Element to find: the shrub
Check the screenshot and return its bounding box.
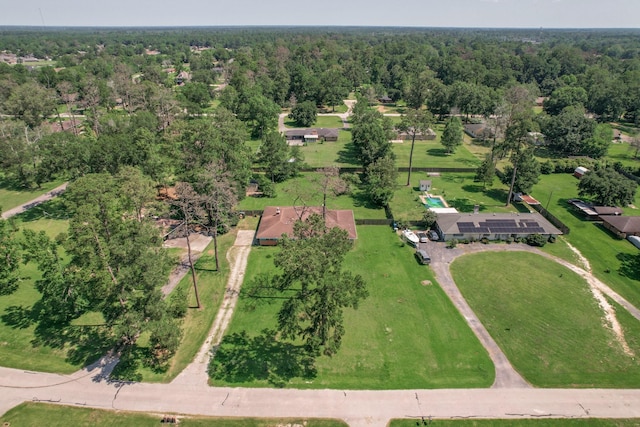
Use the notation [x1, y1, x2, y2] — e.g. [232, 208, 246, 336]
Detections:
[480, 237, 489, 244]
[548, 235, 557, 243]
[447, 238, 458, 249]
[525, 233, 547, 247]
[540, 161, 554, 175]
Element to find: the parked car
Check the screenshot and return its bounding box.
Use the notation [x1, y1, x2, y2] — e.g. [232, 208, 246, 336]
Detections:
[417, 232, 428, 243]
[428, 230, 439, 241]
[415, 249, 431, 265]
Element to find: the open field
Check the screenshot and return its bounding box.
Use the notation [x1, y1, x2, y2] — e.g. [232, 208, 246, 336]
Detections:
[530, 173, 640, 308]
[390, 418, 640, 426]
[209, 226, 494, 389]
[0, 403, 347, 427]
[0, 176, 66, 212]
[237, 172, 386, 219]
[451, 251, 640, 388]
[606, 141, 640, 168]
[284, 115, 344, 129]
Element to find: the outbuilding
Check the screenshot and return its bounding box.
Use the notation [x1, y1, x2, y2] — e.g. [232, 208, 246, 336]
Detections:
[574, 166, 589, 179]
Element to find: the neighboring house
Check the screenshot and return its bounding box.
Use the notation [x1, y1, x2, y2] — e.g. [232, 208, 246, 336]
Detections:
[255, 206, 357, 246]
[463, 123, 493, 140]
[600, 216, 640, 239]
[419, 180, 432, 192]
[574, 166, 589, 179]
[568, 199, 623, 221]
[175, 71, 191, 85]
[285, 128, 339, 143]
[434, 212, 562, 241]
[394, 128, 436, 141]
[378, 95, 393, 104]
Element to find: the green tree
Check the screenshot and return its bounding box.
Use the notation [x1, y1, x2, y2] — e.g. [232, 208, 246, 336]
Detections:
[578, 168, 638, 207]
[288, 100, 317, 127]
[543, 86, 588, 115]
[0, 215, 21, 296]
[365, 155, 398, 207]
[422, 209, 438, 229]
[500, 148, 541, 195]
[273, 214, 368, 356]
[539, 106, 596, 156]
[441, 116, 464, 154]
[4, 81, 56, 128]
[475, 154, 496, 189]
[397, 109, 433, 186]
[351, 99, 393, 169]
[258, 131, 293, 183]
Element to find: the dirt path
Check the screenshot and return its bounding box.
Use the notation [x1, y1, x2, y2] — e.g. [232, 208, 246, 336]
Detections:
[1, 182, 69, 219]
[171, 230, 254, 386]
[161, 234, 213, 296]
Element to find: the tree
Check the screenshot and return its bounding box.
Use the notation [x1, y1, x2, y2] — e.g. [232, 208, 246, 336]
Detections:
[258, 131, 299, 183]
[397, 109, 433, 186]
[272, 214, 368, 356]
[289, 100, 317, 127]
[500, 148, 540, 195]
[422, 209, 438, 229]
[539, 106, 596, 156]
[173, 182, 205, 309]
[0, 215, 21, 296]
[365, 155, 398, 207]
[441, 117, 463, 154]
[578, 168, 638, 207]
[543, 86, 588, 115]
[314, 166, 348, 219]
[4, 81, 56, 128]
[194, 161, 238, 271]
[351, 99, 394, 169]
[475, 154, 496, 189]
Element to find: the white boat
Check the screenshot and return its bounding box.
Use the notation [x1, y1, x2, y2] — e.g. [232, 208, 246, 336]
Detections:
[402, 229, 420, 245]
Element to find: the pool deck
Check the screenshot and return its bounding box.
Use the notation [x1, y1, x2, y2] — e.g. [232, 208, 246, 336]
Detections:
[419, 193, 449, 208]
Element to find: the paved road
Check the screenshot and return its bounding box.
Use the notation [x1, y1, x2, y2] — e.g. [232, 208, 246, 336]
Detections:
[1, 182, 69, 219]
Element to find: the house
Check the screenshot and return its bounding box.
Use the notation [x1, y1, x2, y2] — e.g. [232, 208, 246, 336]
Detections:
[175, 71, 191, 85]
[378, 95, 393, 104]
[600, 216, 640, 239]
[419, 180, 432, 192]
[568, 199, 623, 220]
[434, 212, 562, 242]
[463, 123, 493, 140]
[574, 166, 589, 179]
[394, 128, 437, 141]
[285, 128, 339, 143]
[255, 206, 357, 246]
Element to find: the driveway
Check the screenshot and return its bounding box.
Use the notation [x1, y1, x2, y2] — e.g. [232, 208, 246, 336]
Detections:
[1, 182, 69, 219]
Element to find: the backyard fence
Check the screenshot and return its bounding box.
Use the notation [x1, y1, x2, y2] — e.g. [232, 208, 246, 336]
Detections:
[530, 204, 571, 235]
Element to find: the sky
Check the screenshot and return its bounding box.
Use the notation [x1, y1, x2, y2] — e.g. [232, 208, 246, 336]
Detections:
[0, 0, 638, 28]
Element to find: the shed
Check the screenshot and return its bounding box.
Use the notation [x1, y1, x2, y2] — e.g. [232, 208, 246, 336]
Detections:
[574, 166, 589, 179]
[419, 180, 432, 192]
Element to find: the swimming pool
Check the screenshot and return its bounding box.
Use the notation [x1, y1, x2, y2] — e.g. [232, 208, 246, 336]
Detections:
[425, 196, 446, 208]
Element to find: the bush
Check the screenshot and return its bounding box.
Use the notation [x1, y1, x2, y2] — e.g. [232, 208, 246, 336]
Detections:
[447, 238, 458, 249]
[481, 237, 489, 244]
[548, 235, 557, 243]
[540, 161, 554, 175]
[525, 233, 547, 247]
[168, 287, 188, 319]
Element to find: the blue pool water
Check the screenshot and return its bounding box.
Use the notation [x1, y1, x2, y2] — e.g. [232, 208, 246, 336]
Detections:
[425, 197, 446, 208]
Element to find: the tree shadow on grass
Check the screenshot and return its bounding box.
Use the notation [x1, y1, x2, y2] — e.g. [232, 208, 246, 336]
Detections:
[16, 198, 69, 223]
[208, 329, 316, 388]
[617, 252, 640, 281]
[336, 140, 360, 166]
[427, 148, 449, 157]
[1, 300, 112, 368]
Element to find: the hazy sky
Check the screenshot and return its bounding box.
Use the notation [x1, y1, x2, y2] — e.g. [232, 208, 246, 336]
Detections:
[1, 0, 639, 28]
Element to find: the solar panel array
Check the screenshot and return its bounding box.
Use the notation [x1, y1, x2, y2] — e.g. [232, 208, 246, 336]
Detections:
[457, 218, 545, 234]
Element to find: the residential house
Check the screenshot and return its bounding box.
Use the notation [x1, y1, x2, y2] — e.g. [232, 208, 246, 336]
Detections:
[285, 128, 339, 143]
[434, 212, 562, 242]
[394, 128, 436, 141]
[255, 206, 357, 246]
[463, 123, 493, 140]
[600, 216, 640, 239]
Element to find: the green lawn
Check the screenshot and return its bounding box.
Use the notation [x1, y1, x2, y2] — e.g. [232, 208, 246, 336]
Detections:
[530, 173, 640, 309]
[391, 419, 640, 427]
[210, 226, 494, 389]
[0, 175, 66, 212]
[606, 141, 640, 169]
[451, 251, 640, 388]
[237, 173, 386, 220]
[284, 115, 344, 129]
[0, 403, 347, 427]
[390, 172, 527, 223]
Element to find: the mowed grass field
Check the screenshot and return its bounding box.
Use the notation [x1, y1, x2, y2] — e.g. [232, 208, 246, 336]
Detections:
[0, 176, 66, 212]
[451, 251, 640, 388]
[0, 403, 348, 427]
[390, 418, 640, 427]
[530, 173, 640, 309]
[211, 226, 494, 389]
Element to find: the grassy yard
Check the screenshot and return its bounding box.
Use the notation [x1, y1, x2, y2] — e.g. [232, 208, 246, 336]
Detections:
[0, 175, 66, 212]
[210, 226, 494, 389]
[530, 173, 640, 308]
[606, 141, 640, 169]
[237, 172, 386, 220]
[390, 172, 526, 223]
[283, 115, 344, 129]
[0, 403, 347, 427]
[451, 251, 640, 388]
[390, 418, 640, 426]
